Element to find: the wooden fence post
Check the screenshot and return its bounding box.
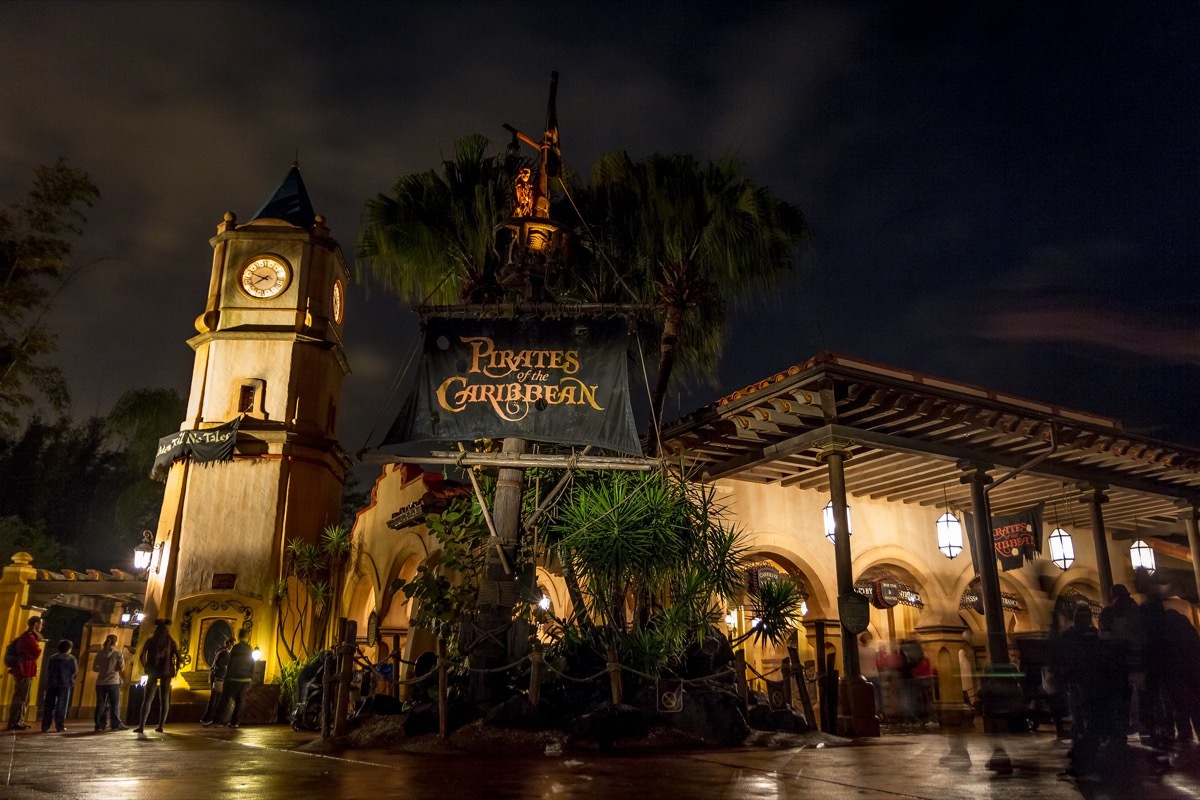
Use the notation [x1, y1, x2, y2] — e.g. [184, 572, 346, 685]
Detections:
[606, 647, 623, 705]
[390, 633, 401, 699]
[734, 649, 748, 706]
[332, 619, 357, 738]
[437, 637, 449, 740]
[529, 641, 544, 709]
[321, 622, 342, 739]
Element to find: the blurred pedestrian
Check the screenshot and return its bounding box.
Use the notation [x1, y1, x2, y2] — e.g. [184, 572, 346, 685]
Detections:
[6, 616, 42, 730]
[200, 638, 233, 725]
[92, 634, 127, 731]
[210, 629, 254, 728]
[858, 633, 882, 714]
[40, 640, 77, 733]
[135, 620, 179, 734]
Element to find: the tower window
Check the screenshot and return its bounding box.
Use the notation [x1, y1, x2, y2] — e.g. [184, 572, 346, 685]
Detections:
[238, 385, 256, 414]
[233, 378, 267, 419]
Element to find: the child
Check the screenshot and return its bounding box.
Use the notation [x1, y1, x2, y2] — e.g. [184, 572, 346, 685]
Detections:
[42, 639, 77, 733]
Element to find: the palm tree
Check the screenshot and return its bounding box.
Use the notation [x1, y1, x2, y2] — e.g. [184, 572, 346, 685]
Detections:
[547, 469, 752, 672]
[357, 135, 515, 305]
[581, 153, 809, 448]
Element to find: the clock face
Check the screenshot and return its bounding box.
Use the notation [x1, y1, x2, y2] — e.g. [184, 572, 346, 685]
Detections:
[240, 256, 290, 299]
[332, 279, 344, 324]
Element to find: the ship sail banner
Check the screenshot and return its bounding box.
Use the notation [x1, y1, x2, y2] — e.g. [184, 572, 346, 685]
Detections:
[384, 318, 640, 455]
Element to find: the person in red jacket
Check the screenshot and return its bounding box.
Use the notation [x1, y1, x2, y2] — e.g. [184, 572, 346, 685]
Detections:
[7, 616, 43, 730]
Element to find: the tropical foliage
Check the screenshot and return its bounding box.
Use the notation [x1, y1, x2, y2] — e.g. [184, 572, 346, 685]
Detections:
[0, 160, 100, 431]
[273, 524, 355, 664]
[358, 135, 519, 305]
[0, 402, 182, 569]
[544, 469, 757, 674]
[580, 152, 808, 439]
[392, 501, 489, 644]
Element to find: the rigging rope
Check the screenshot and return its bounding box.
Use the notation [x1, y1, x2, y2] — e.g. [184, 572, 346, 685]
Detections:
[356, 326, 423, 454]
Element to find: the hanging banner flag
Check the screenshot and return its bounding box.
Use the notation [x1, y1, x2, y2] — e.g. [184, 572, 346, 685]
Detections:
[151, 417, 240, 480]
[965, 502, 1044, 572]
[384, 318, 640, 455]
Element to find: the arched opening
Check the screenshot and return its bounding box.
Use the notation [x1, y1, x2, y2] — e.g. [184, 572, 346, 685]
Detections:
[739, 554, 819, 693]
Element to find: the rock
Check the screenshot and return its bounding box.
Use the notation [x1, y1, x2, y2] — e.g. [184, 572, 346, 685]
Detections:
[364, 693, 405, 716]
[682, 635, 734, 679]
[568, 704, 651, 750]
[666, 682, 750, 747]
[401, 701, 480, 736]
[483, 694, 553, 731]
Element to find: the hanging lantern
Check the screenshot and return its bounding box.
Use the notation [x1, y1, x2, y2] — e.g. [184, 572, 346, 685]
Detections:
[823, 500, 852, 544]
[1048, 528, 1075, 571]
[1130, 539, 1156, 573]
[936, 512, 963, 559]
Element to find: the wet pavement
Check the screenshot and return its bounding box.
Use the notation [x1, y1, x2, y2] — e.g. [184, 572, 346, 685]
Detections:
[3, 722, 1199, 799]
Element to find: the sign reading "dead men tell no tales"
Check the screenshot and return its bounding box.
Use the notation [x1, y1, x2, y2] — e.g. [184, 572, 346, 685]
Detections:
[384, 318, 640, 455]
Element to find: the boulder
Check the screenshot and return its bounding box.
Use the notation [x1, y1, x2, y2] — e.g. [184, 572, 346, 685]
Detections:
[568, 704, 651, 750]
[747, 703, 808, 733]
[483, 694, 554, 731]
[667, 682, 750, 747]
[401, 701, 480, 736]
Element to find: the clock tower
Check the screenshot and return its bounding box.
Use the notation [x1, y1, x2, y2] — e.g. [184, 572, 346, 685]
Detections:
[141, 166, 351, 682]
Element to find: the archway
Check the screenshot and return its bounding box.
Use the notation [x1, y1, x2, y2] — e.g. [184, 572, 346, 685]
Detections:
[738, 553, 820, 699]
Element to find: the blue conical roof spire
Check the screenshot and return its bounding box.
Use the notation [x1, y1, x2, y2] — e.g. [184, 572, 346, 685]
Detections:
[250, 163, 316, 228]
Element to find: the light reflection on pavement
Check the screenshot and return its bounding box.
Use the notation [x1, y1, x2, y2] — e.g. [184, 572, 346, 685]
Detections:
[3, 723, 1199, 799]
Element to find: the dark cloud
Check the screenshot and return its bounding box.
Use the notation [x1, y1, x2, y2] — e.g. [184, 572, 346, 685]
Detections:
[1, 1, 1197, 450]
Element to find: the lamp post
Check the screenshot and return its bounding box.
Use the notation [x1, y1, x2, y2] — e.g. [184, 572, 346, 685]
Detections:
[133, 530, 154, 580]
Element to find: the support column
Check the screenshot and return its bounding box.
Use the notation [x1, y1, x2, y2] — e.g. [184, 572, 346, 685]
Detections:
[816, 440, 877, 737]
[960, 461, 1025, 734]
[1178, 499, 1200, 604]
[958, 461, 1009, 666]
[817, 443, 859, 679]
[1080, 484, 1113, 602]
[471, 436, 527, 701]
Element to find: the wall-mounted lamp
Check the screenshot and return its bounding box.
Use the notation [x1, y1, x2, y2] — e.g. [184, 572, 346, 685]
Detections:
[133, 531, 154, 579]
[823, 500, 852, 544]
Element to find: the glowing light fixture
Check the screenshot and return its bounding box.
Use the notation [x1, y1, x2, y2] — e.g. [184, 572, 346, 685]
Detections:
[725, 611, 737, 629]
[538, 595, 551, 611]
[133, 530, 154, 577]
[138, 675, 148, 687]
[1130, 539, 1156, 573]
[936, 512, 964, 560]
[251, 647, 262, 662]
[1048, 528, 1075, 571]
[823, 500, 852, 544]
[799, 599, 809, 617]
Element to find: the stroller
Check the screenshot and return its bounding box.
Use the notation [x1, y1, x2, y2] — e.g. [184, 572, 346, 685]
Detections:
[291, 650, 334, 731]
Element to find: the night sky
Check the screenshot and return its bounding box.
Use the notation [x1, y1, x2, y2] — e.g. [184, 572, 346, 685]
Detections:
[2, 2, 1197, 458]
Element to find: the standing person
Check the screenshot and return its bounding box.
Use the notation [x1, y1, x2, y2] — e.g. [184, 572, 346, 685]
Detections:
[6, 616, 43, 730]
[92, 634, 126, 731]
[858, 633, 882, 715]
[135, 620, 179, 734]
[200, 638, 233, 725]
[211, 629, 253, 728]
[40, 640, 77, 733]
